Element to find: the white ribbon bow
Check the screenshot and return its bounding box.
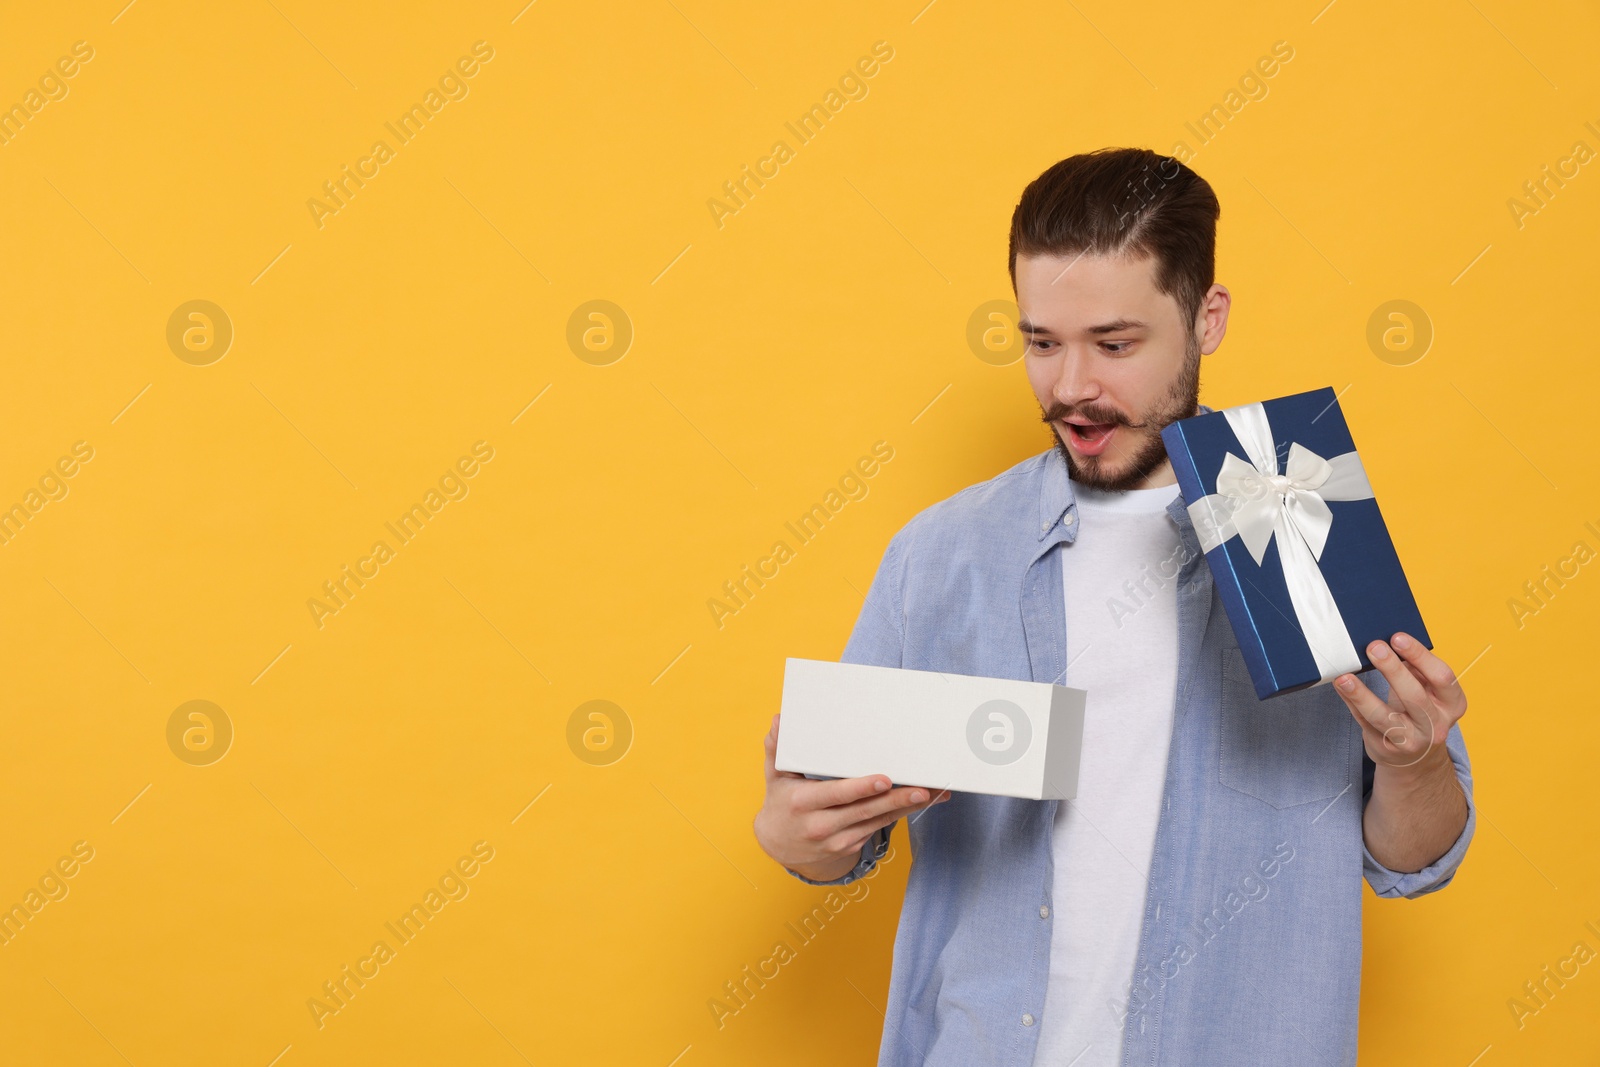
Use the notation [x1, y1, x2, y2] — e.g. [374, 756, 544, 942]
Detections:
[1187, 402, 1375, 684]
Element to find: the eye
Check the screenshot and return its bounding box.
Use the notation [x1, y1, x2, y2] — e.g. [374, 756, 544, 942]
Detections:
[1026, 338, 1056, 354]
[1100, 341, 1134, 354]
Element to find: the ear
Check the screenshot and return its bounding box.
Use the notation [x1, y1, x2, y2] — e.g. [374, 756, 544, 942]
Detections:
[1198, 284, 1231, 356]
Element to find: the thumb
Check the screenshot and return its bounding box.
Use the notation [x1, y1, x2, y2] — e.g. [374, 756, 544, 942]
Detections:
[764, 713, 801, 782]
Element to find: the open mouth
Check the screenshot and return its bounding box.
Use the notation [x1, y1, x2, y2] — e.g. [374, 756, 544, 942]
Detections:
[1060, 418, 1119, 457]
[1067, 421, 1115, 441]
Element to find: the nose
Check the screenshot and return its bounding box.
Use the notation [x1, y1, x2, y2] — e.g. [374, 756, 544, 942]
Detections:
[1051, 347, 1100, 410]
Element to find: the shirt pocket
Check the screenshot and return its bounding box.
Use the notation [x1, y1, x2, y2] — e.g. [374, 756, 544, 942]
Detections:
[1218, 646, 1352, 809]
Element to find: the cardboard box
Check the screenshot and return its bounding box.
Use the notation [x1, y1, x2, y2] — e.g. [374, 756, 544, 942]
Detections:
[1162, 387, 1431, 699]
[774, 658, 1087, 801]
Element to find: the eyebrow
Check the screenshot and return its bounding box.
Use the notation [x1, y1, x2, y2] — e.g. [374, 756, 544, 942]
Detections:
[1018, 317, 1149, 336]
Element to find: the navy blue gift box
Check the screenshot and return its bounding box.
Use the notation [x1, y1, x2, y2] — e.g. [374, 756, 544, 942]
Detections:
[1162, 387, 1430, 699]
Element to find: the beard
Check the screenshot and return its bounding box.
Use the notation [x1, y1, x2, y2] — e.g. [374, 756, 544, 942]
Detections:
[1040, 330, 1201, 492]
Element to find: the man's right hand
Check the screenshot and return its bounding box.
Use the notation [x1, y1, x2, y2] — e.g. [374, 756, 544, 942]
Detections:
[753, 712, 950, 884]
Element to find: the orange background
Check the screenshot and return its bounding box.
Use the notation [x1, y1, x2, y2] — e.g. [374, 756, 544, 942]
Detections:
[0, 1, 1595, 1063]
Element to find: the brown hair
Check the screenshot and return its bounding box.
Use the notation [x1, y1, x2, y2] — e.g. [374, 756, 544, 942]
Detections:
[1008, 148, 1220, 330]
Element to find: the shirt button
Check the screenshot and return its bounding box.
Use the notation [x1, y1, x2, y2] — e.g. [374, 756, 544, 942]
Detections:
[1063, 512, 1076, 526]
[1039, 905, 1050, 918]
[1021, 1013, 1035, 1027]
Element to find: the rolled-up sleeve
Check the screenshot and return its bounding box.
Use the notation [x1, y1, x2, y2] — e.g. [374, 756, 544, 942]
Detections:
[1361, 713, 1477, 899]
[782, 530, 907, 888]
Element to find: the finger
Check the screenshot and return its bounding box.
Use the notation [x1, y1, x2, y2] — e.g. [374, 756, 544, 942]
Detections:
[903, 787, 954, 825]
[1369, 639, 1452, 747]
[844, 783, 940, 825]
[833, 797, 944, 852]
[1335, 671, 1406, 736]
[1339, 693, 1389, 749]
[763, 718, 775, 779]
[1366, 640, 1430, 714]
[820, 781, 931, 821]
[799, 772, 896, 810]
[818, 784, 946, 834]
[835, 815, 901, 855]
[764, 715, 803, 782]
[1337, 672, 1429, 753]
[1389, 632, 1467, 717]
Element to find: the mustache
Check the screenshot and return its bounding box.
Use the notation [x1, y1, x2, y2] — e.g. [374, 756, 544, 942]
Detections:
[1040, 401, 1155, 431]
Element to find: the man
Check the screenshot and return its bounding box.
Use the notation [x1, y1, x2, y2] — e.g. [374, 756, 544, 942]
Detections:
[752, 148, 1474, 1066]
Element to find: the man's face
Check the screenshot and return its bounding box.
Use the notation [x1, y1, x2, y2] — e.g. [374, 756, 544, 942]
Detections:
[1016, 251, 1206, 491]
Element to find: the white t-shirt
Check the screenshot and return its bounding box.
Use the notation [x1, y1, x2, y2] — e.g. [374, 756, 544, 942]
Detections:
[1032, 478, 1184, 1066]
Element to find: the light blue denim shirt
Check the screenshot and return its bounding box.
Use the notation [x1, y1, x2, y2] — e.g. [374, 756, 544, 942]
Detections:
[791, 441, 1476, 1067]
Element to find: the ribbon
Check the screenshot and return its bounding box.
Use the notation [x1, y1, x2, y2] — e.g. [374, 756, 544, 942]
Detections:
[1187, 402, 1375, 684]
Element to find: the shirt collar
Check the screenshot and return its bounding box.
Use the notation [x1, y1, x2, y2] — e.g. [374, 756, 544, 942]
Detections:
[1036, 403, 1214, 542]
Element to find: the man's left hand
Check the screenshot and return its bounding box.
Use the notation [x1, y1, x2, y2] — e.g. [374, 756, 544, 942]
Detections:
[1334, 632, 1469, 771]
